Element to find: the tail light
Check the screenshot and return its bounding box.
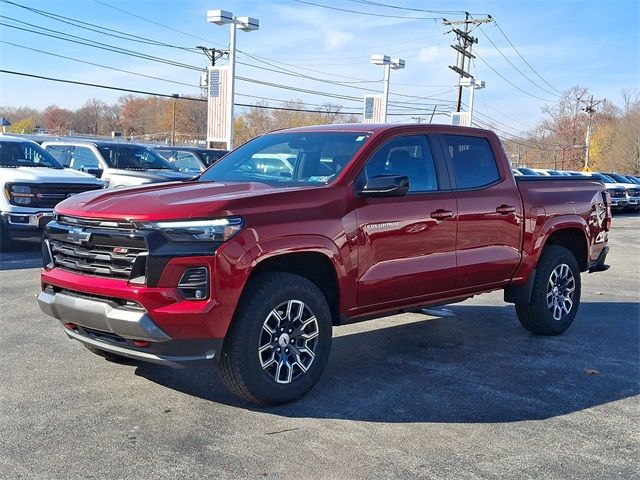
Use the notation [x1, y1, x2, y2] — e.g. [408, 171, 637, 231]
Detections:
[603, 191, 612, 231]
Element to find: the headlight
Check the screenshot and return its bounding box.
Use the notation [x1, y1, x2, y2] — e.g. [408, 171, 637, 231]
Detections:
[5, 184, 34, 205]
[140, 217, 244, 242]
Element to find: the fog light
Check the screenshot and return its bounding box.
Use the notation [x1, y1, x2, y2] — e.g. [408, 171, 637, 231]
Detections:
[133, 340, 150, 348]
[63, 322, 77, 330]
[178, 267, 209, 300]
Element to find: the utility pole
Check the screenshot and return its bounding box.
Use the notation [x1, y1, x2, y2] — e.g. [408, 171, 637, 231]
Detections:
[443, 14, 492, 112]
[196, 46, 228, 67]
[581, 95, 604, 170]
[171, 94, 179, 146]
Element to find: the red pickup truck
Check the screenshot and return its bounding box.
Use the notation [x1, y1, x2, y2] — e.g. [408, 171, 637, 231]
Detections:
[38, 124, 611, 405]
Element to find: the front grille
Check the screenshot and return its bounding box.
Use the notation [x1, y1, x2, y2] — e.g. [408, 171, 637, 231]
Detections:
[626, 188, 640, 197]
[28, 184, 103, 208]
[608, 189, 626, 198]
[57, 215, 136, 230]
[49, 238, 146, 278]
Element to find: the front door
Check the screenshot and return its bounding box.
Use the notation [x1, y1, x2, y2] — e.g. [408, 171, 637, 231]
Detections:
[355, 134, 458, 308]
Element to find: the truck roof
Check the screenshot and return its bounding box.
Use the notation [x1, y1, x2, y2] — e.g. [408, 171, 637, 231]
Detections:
[0, 134, 40, 144]
[277, 123, 495, 136]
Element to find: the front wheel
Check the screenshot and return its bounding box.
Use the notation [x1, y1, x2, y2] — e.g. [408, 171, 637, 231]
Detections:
[515, 245, 581, 335]
[220, 272, 332, 405]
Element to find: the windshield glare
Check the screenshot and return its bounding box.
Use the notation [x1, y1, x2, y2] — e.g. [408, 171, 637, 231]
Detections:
[199, 131, 371, 187]
[0, 141, 63, 169]
[97, 144, 177, 170]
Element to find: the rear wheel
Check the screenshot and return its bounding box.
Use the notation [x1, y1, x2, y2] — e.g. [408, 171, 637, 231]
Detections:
[220, 272, 332, 405]
[515, 245, 581, 335]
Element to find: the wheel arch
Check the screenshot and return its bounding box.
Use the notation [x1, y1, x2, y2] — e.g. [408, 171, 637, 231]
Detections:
[248, 251, 341, 326]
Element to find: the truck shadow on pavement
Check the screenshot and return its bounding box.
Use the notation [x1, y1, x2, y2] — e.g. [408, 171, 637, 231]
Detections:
[136, 301, 639, 423]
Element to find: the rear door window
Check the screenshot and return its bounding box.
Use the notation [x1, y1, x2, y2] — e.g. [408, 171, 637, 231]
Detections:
[443, 135, 500, 189]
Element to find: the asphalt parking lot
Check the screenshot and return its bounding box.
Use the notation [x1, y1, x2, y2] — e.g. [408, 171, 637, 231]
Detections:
[1, 214, 638, 480]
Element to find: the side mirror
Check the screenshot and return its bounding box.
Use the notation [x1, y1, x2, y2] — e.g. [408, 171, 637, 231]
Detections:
[82, 167, 103, 178]
[357, 175, 409, 198]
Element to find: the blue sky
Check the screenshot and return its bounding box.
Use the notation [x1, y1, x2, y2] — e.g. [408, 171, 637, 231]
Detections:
[0, 0, 638, 137]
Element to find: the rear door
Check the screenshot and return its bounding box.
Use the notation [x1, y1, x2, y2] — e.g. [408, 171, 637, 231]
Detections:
[439, 133, 523, 290]
[355, 134, 457, 308]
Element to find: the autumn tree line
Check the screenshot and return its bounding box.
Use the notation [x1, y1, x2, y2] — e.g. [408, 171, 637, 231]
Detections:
[1, 86, 637, 173]
[502, 86, 639, 174]
[0, 95, 355, 148]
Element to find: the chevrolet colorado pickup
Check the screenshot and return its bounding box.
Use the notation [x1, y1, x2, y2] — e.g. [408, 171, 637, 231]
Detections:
[38, 124, 611, 405]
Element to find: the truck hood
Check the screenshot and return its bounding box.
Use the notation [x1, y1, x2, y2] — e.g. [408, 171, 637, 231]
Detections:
[55, 181, 297, 220]
[109, 169, 193, 182]
[0, 166, 104, 184]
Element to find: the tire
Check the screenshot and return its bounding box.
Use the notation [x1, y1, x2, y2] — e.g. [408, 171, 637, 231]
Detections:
[220, 272, 332, 405]
[83, 343, 134, 364]
[515, 245, 581, 335]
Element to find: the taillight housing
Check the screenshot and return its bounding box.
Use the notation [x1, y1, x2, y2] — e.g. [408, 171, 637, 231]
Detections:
[603, 191, 612, 231]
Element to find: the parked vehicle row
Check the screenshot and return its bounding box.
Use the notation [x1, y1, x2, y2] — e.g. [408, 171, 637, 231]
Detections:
[0, 134, 228, 249]
[513, 167, 640, 212]
[0, 136, 105, 249]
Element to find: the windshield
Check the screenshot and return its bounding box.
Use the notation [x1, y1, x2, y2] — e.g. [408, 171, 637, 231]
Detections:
[0, 141, 63, 169]
[199, 131, 371, 187]
[592, 173, 616, 183]
[97, 144, 177, 170]
[605, 173, 630, 183]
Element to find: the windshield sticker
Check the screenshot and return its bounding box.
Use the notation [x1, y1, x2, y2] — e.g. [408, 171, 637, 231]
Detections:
[355, 136, 367, 142]
[308, 176, 332, 183]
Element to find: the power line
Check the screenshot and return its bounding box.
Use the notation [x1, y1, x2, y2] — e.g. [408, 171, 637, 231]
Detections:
[344, 0, 467, 15]
[477, 25, 560, 98]
[91, 0, 220, 46]
[0, 69, 206, 100]
[474, 50, 556, 102]
[493, 20, 563, 95]
[0, 0, 200, 53]
[1, 41, 201, 89]
[290, 0, 445, 20]
[0, 69, 365, 115]
[0, 19, 203, 71]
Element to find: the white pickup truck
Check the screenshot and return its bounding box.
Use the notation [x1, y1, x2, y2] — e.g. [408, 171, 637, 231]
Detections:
[0, 135, 105, 250]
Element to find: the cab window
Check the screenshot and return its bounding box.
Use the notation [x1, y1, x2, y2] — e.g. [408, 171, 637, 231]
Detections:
[443, 135, 500, 189]
[360, 135, 439, 192]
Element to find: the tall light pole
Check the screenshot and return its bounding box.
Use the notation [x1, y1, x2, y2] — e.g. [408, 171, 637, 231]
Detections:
[460, 78, 485, 126]
[207, 10, 259, 150]
[370, 54, 405, 122]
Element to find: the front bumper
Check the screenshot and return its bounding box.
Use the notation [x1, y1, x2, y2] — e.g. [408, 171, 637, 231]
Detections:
[1, 210, 54, 238]
[38, 289, 222, 368]
[610, 198, 628, 208]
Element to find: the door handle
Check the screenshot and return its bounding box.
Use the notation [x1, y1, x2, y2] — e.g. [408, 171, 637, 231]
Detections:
[430, 209, 454, 220]
[496, 205, 516, 214]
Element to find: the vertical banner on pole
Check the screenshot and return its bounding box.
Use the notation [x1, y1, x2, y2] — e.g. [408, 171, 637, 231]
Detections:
[207, 65, 230, 145]
[363, 95, 384, 123]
